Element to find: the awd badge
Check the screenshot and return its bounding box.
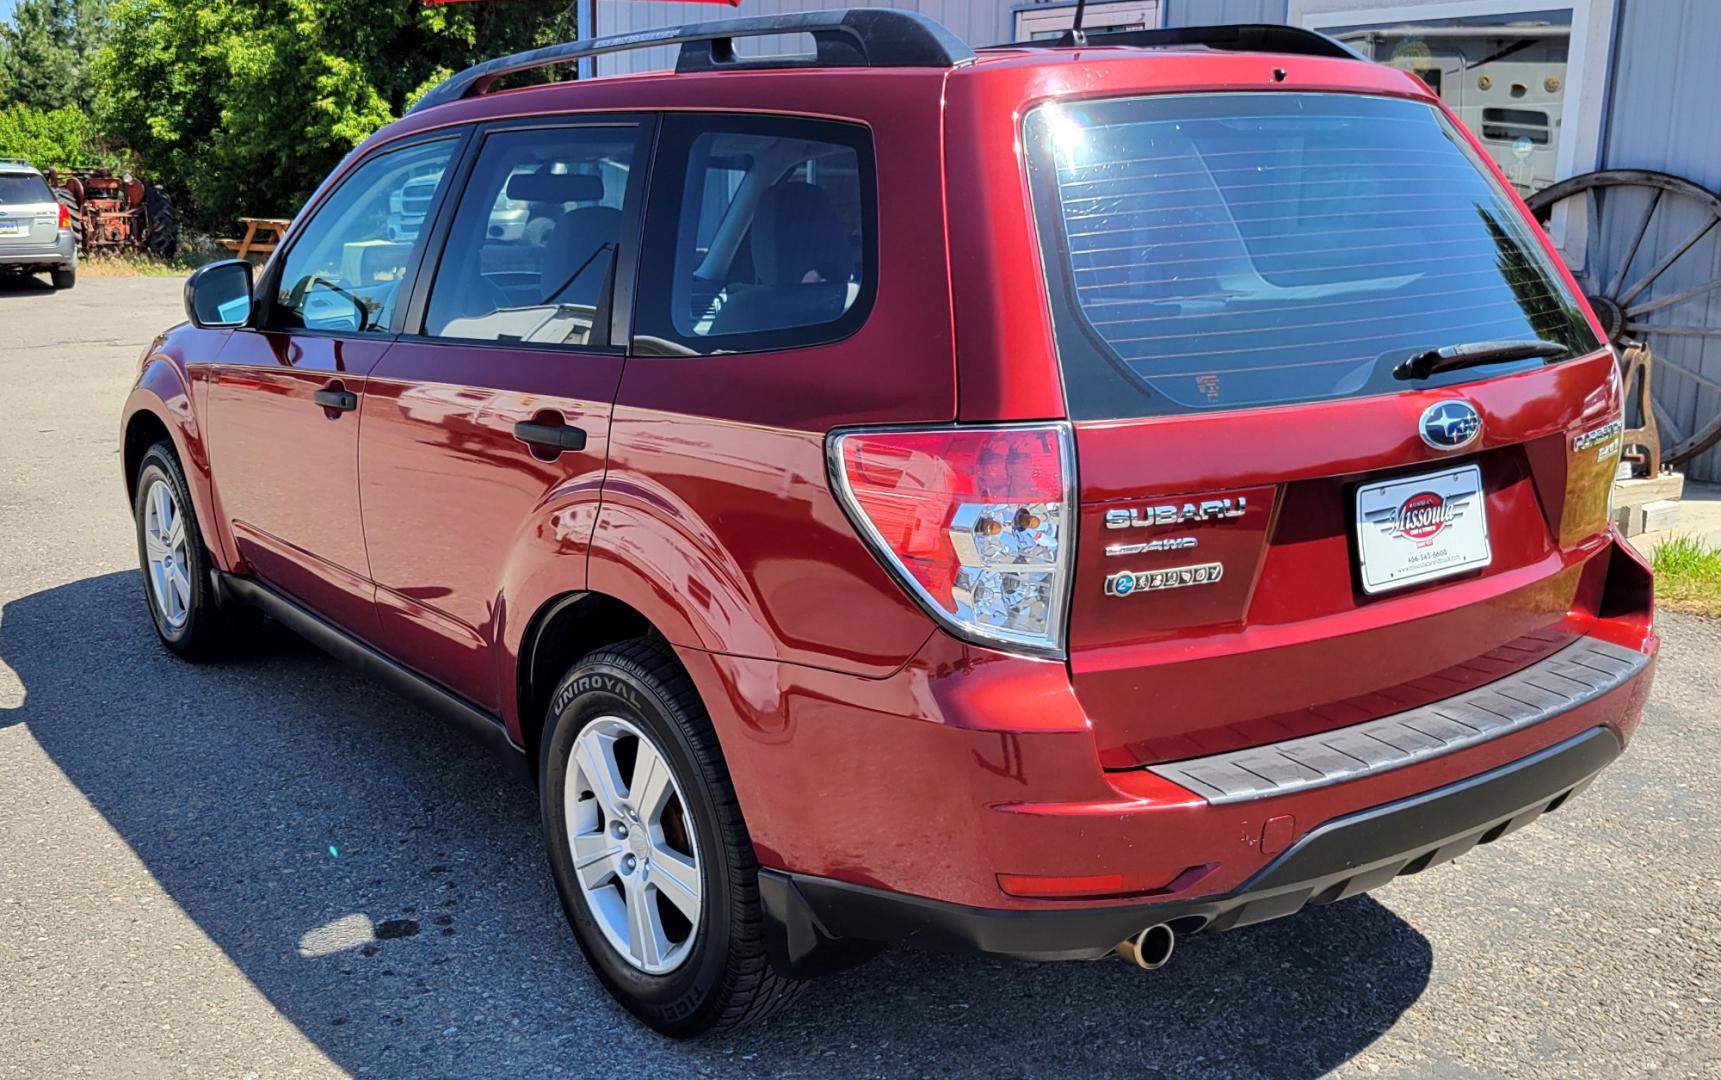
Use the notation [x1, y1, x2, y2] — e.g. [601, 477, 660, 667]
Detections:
[1105, 562, 1225, 597]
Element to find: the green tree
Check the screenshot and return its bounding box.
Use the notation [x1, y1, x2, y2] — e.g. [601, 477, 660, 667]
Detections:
[95, 0, 576, 227]
[0, 0, 109, 111]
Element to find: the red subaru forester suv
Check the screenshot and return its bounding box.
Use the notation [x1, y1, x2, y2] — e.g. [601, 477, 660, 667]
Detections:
[122, 11, 1658, 1035]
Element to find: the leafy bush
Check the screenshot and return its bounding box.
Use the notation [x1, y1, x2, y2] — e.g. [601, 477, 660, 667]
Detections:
[0, 102, 117, 171]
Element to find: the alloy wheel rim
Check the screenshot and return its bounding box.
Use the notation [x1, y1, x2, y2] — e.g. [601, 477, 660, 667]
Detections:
[565, 715, 702, 975]
[142, 478, 191, 630]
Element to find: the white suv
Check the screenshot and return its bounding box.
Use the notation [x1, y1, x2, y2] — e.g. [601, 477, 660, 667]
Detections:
[0, 158, 77, 289]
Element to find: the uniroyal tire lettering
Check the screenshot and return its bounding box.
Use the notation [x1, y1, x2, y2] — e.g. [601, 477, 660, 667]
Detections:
[555, 672, 645, 716]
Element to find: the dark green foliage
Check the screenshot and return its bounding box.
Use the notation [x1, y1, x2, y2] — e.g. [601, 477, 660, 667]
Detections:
[0, 0, 109, 112]
[94, 0, 577, 226]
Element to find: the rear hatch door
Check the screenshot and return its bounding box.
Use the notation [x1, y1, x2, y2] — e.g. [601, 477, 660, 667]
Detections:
[1024, 90, 1618, 769]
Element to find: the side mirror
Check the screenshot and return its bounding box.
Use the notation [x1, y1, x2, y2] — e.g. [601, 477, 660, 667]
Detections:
[184, 259, 255, 329]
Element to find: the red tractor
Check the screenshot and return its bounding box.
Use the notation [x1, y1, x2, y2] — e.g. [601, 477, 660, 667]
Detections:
[43, 168, 179, 258]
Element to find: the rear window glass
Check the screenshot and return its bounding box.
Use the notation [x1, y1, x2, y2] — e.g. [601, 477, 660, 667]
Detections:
[1025, 93, 1598, 418]
[0, 173, 53, 204]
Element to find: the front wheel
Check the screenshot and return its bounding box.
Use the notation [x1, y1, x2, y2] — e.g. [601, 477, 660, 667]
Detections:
[540, 639, 803, 1036]
[132, 441, 243, 660]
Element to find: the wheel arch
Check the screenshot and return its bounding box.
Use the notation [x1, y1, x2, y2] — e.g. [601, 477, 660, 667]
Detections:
[122, 357, 235, 572]
[122, 407, 174, 503]
[514, 589, 658, 774]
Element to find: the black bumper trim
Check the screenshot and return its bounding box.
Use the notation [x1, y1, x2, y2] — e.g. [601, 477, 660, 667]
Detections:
[760, 726, 1621, 973]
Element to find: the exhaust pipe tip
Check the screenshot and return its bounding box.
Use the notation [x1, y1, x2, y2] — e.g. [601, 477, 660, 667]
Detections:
[1115, 924, 1176, 971]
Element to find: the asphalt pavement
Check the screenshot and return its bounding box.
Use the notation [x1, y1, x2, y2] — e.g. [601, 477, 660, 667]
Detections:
[1, 274, 1716, 1078]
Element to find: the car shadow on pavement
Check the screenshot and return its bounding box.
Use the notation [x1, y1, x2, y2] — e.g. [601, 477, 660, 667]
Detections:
[2, 572, 1433, 1079]
[0, 273, 55, 295]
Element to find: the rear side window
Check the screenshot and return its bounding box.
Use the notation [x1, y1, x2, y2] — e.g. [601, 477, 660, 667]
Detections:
[633, 114, 876, 356]
[0, 173, 53, 204]
[1025, 93, 1598, 418]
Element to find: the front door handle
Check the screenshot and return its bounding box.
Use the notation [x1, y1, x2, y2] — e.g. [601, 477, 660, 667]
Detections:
[514, 420, 588, 453]
[313, 388, 358, 412]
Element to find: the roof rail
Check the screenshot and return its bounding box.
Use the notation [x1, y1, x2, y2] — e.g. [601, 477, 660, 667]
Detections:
[409, 9, 974, 115]
[983, 23, 1369, 63]
[0, 156, 33, 167]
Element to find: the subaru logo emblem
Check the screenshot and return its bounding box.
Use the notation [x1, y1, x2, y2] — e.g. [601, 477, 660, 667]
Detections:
[1419, 400, 1482, 451]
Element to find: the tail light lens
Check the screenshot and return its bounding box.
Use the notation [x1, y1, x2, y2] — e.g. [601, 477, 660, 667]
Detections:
[829, 424, 1073, 657]
[57, 202, 71, 230]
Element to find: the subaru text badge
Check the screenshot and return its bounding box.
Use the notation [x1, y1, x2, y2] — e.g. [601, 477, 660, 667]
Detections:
[1105, 497, 1246, 530]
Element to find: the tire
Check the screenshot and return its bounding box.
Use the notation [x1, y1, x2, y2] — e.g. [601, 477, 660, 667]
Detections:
[143, 185, 179, 260]
[50, 266, 75, 290]
[540, 638, 804, 1036]
[52, 187, 83, 252]
[132, 441, 246, 660]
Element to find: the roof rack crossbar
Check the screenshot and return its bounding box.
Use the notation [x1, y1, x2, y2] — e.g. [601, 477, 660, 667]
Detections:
[409, 9, 974, 115]
[983, 23, 1368, 63]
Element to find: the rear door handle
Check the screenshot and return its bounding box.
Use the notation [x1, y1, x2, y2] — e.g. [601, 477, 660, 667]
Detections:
[313, 388, 358, 412]
[514, 420, 588, 453]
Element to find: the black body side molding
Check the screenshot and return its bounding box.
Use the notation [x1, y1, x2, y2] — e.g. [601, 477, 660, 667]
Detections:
[218, 573, 530, 780]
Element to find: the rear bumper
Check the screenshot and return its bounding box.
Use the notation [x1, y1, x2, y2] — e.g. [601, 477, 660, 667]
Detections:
[682, 539, 1657, 974]
[762, 725, 1621, 972]
[0, 233, 76, 270]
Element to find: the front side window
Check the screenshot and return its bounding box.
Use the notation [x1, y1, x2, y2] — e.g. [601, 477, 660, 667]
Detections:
[270, 138, 457, 334]
[423, 124, 643, 347]
[1026, 93, 1598, 419]
[634, 114, 876, 356]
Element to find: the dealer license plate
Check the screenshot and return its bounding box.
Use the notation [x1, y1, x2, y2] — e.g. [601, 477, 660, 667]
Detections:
[1355, 464, 1491, 594]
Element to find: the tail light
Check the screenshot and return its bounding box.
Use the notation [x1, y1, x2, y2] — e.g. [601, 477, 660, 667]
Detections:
[829, 424, 1074, 657]
[57, 202, 71, 230]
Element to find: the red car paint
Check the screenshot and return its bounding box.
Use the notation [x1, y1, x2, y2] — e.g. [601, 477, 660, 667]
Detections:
[123, 41, 1655, 929]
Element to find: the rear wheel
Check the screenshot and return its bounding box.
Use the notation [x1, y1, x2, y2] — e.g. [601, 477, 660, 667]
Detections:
[539, 638, 803, 1035]
[50, 266, 74, 290]
[143, 185, 179, 259]
[51, 186, 82, 252]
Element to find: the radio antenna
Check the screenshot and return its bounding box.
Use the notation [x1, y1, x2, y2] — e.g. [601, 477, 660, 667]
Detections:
[1060, 0, 1090, 46]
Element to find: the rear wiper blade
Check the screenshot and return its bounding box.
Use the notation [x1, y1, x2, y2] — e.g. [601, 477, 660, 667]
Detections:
[1393, 338, 1565, 381]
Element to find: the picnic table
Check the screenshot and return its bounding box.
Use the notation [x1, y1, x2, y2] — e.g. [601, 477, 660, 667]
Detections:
[221, 217, 292, 261]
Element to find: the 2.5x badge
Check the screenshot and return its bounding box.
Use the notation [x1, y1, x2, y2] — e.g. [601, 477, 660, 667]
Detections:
[1104, 562, 1225, 597]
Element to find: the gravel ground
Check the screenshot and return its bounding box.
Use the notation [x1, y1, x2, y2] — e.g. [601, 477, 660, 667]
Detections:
[1, 275, 1716, 1079]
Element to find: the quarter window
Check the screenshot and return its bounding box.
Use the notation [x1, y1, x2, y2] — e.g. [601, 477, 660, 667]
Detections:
[270, 139, 457, 334]
[423, 125, 644, 347]
[634, 114, 876, 356]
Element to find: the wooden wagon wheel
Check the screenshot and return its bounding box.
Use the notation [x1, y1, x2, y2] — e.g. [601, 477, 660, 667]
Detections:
[1527, 170, 1721, 466]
